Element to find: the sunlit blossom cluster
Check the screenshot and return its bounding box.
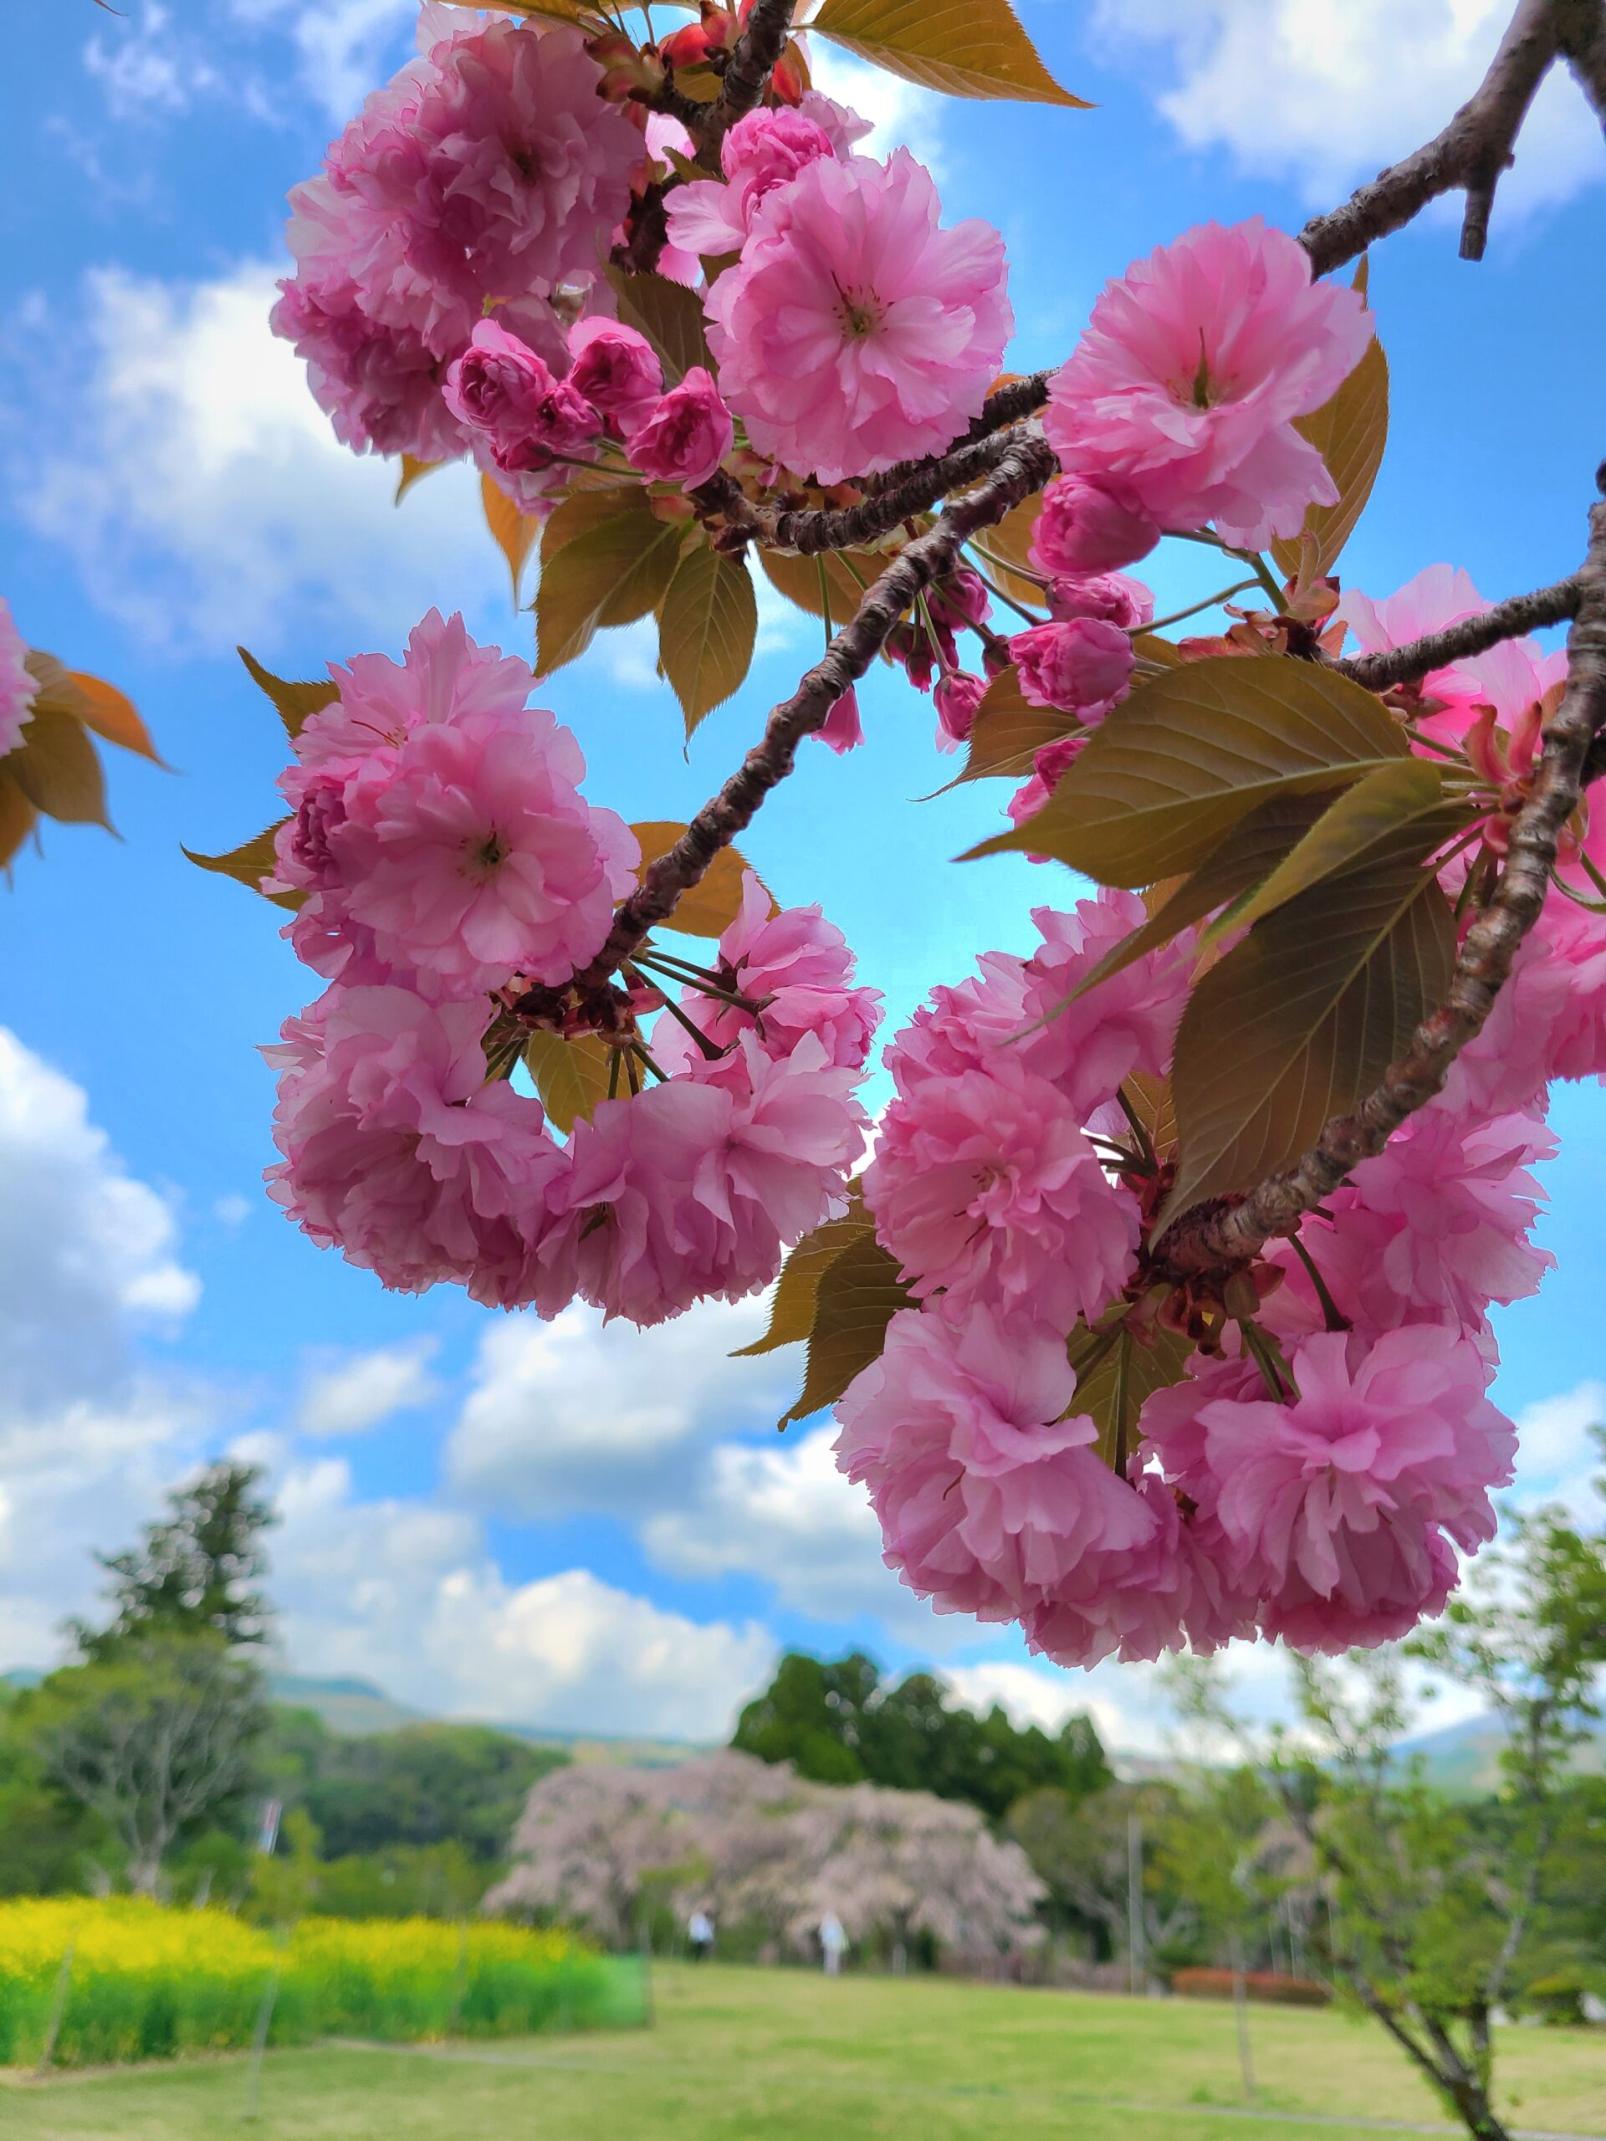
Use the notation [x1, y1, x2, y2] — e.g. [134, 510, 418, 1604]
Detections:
[266, 612, 877, 1321]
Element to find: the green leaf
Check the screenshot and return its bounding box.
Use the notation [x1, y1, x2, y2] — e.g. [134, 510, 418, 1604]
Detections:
[630, 820, 769, 937]
[1160, 812, 1462, 1231]
[950, 666, 1078, 786]
[603, 264, 713, 384]
[482, 473, 542, 606]
[237, 647, 339, 741]
[658, 544, 758, 739]
[732, 1201, 873, 1359]
[963, 654, 1409, 886]
[779, 1227, 914, 1428]
[523, 1031, 616, 1135]
[1270, 332, 1390, 581]
[535, 493, 685, 678]
[7, 704, 110, 828]
[759, 545, 888, 621]
[1070, 793, 1336, 998]
[808, 0, 1090, 106]
[1204, 759, 1449, 944]
[1068, 1310, 1192, 1474]
[183, 822, 303, 912]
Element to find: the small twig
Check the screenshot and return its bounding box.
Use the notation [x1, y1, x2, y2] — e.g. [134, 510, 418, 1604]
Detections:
[1337, 575, 1582, 690]
[577, 433, 1056, 984]
[709, 426, 1027, 557]
[706, 0, 796, 145]
[1161, 461, 1606, 1276]
[1298, 0, 1566, 272]
[861, 375, 1053, 498]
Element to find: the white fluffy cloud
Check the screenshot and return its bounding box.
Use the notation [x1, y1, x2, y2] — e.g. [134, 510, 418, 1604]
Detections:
[16, 262, 493, 654]
[1510, 1379, 1605, 1521]
[807, 43, 947, 175]
[297, 1339, 443, 1438]
[0, 1028, 199, 1412]
[447, 1295, 796, 1519]
[1096, 0, 1606, 214]
[266, 1453, 774, 1737]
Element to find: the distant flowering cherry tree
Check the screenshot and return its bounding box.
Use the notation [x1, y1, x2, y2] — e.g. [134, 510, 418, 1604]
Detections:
[181, 0, 1606, 1681]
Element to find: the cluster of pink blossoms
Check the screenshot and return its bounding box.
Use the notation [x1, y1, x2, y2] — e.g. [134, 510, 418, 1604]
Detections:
[273, 16, 641, 484]
[834, 856, 1586, 1663]
[266, 612, 879, 1322]
[0, 598, 37, 759]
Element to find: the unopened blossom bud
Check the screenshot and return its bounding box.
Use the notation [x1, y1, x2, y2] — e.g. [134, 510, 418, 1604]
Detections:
[568, 316, 664, 434]
[771, 47, 807, 104]
[658, 20, 711, 69]
[443, 319, 601, 474]
[818, 686, 864, 754]
[934, 670, 986, 749]
[1031, 475, 1161, 576]
[587, 31, 663, 102]
[1047, 572, 1153, 632]
[929, 568, 992, 634]
[628, 367, 734, 489]
[1010, 619, 1135, 718]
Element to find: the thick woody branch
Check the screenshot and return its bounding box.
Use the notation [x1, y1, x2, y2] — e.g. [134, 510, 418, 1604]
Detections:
[862, 375, 1053, 498]
[1161, 467, 1606, 1276]
[709, 426, 1028, 557]
[707, 0, 796, 145]
[1560, 0, 1606, 122]
[1298, 0, 1565, 273]
[579, 433, 1056, 982]
[1337, 575, 1582, 690]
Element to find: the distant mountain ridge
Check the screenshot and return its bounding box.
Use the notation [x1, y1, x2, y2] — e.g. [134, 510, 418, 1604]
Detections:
[267, 1672, 706, 1767]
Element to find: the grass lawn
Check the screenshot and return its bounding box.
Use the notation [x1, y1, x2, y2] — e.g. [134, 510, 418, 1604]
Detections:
[1, 1962, 1601, 2141]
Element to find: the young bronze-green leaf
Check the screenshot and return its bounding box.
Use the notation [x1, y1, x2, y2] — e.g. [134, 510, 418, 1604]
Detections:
[603, 264, 713, 383]
[629, 820, 769, 937]
[523, 1031, 616, 1135]
[733, 1204, 874, 1360]
[1270, 332, 1390, 580]
[1068, 1310, 1192, 1474]
[183, 822, 303, 911]
[1160, 814, 1462, 1231]
[779, 1229, 913, 1428]
[808, 0, 1089, 106]
[658, 545, 758, 738]
[965, 654, 1409, 885]
[238, 648, 339, 741]
[536, 494, 685, 678]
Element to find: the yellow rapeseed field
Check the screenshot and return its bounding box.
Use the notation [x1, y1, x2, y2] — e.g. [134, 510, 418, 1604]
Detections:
[0, 1897, 633, 2068]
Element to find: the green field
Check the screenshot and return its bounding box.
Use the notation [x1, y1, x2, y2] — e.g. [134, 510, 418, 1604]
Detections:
[1, 1962, 1602, 2140]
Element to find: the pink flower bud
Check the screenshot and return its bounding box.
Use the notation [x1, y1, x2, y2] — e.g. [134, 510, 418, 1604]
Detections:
[1010, 619, 1135, 719]
[817, 686, 864, 754]
[1046, 572, 1153, 632]
[567, 316, 664, 435]
[627, 366, 734, 490]
[1031, 476, 1161, 576]
[442, 319, 600, 474]
[934, 670, 986, 749]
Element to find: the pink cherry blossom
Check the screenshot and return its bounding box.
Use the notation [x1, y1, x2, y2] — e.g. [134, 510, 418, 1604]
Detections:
[705, 148, 1012, 485]
[0, 599, 37, 759]
[651, 872, 882, 1078]
[443, 318, 600, 474]
[307, 23, 639, 363]
[1046, 218, 1373, 549]
[550, 1034, 865, 1323]
[664, 106, 835, 257]
[1017, 890, 1193, 1116]
[865, 1059, 1140, 1329]
[271, 258, 473, 463]
[880, 948, 1032, 1096]
[265, 982, 569, 1310]
[1007, 735, 1084, 834]
[1010, 619, 1135, 719]
[567, 316, 664, 434]
[797, 89, 874, 156]
[1046, 573, 1153, 630]
[834, 1308, 1154, 1625]
[1030, 476, 1160, 576]
[627, 367, 734, 489]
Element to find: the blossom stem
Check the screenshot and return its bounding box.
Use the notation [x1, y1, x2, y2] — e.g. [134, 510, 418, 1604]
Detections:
[623, 966, 729, 1062]
[964, 553, 1046, 628]
[1143, 579, 1261, 634]
[1287, 1232, 1352, 1334]
[1115, 1084, 1158, 1174]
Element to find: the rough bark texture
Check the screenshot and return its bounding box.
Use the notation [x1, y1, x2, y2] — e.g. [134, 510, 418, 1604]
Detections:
[580, 432, 1056, 981]
[1337, 576, 1583, 690]
[707, 0, 797, 144]
[716, 428, 1026, 556]
[1297, 0, 1566, 273]
[1162, 472, 1606, 1275]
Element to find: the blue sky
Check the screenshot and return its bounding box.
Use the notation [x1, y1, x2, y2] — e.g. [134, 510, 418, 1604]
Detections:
[2, 1, 1604, 1754]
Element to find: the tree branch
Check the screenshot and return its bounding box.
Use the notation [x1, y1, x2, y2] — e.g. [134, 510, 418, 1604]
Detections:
[579, 432, 1056, 981]
[1298, 0, 1566, 273]
[1161, 463, 1606, 1276]
[861, 375, 1053, 498]
[1560, 0, 1606, 125]
[1337, 575, 1582, 690]
[707, 426, 1028, 557]
[707, 0, 796, 145]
